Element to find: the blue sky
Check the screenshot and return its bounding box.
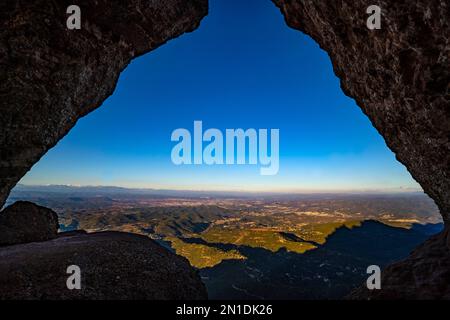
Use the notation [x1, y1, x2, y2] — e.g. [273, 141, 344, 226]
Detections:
[19, 0, 420, 192]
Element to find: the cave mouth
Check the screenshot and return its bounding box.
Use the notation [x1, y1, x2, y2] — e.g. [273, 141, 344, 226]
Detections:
[1, 0, 448, 301]
[7, 0, 442, 270]
[16, 0, 422, 195]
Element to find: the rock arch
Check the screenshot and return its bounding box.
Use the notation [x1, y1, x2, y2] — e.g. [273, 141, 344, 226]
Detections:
[1, 0, 448, 224]
[0, 0, 449, 299]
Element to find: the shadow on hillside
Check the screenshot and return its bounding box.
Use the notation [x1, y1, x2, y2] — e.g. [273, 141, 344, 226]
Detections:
[196, 220, 443, 299]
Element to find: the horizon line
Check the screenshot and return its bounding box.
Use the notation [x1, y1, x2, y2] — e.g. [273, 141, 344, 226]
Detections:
[14, 183, 425, 195]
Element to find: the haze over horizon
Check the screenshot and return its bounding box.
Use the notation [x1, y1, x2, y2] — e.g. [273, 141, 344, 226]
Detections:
[12, 183, 423, 195]
[18, 0, 421, 193]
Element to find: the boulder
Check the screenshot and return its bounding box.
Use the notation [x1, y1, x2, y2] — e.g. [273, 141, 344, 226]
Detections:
[0, 201, 59, 246]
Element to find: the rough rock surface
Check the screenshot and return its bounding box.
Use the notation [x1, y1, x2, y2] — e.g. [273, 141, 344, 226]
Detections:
[0, 201, 59, 246]
[0, 231, 207, 300]
[348, 226, 450, 299]
[0, 0, 208, 208]
[272, 0, 450, 223]
[1, 0, 449, 300]
[0, 0, 208, 300]
[273, 0, 450, 299]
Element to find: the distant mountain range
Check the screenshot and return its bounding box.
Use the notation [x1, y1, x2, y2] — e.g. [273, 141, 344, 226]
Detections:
[10, 183, 428, 199]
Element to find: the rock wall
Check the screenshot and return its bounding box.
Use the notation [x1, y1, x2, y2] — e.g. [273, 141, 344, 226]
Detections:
[1, 0, 449, 300]
[348, 226, 450, 299]
[272, 0, 450, 223]
[0, 0, 208, 208]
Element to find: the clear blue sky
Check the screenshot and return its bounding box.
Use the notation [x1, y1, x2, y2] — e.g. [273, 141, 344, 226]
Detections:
[20, 0, 420, 192]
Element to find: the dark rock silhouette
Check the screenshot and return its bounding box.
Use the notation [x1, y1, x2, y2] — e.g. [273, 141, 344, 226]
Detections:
[0, 0, 208, 208]
[0, 201, 59, 246]
[272, 0, 450, 223]
[0, 231, 207, 300]
[272, 0, 450, 299]
[349, 226, 450, 299]
[0, 0, 208, 299]
[0, 0, 449, 299]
